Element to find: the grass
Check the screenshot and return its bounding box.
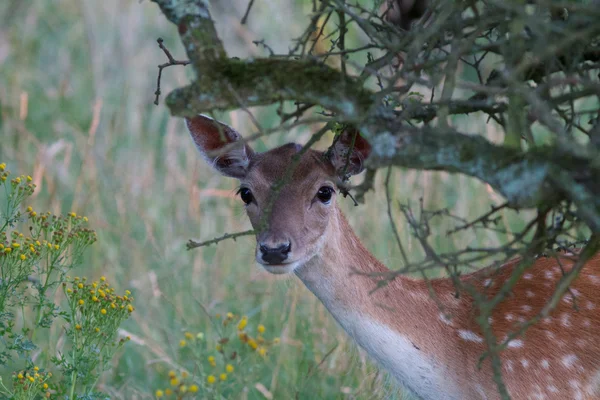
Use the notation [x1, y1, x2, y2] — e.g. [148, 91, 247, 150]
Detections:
[0, 1, 554, 399]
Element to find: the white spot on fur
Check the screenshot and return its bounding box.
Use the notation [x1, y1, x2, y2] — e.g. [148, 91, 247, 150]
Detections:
[586, 301, 596, 310]
[561, 313, 571, 327]
[458, 330, 483, 343]
[524, 273, 533, 280]
[521, 305, 532, 313]
[505, 314, 514, 321]
[439, 313, 453, 326]
[507, 339, 524, 348]
[506, 360, 514, 372]
[589, 275, 600, 285]
[526, 290, 535, 298]
[562, 354, 578, 369]
[583, 319, 591, 328]
[541, 359, 550, 369]
[521, 359, 530, 368]
[548, 385, 559, 393]
[483, 279, 492, 288]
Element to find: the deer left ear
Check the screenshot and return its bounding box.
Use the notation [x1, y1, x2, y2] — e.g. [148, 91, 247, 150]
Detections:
[185, 114, 254, 179]
[328, 127, 372, 177]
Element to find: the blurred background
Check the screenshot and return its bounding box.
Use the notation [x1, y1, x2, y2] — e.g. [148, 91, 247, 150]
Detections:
[0, 0, 526, 398]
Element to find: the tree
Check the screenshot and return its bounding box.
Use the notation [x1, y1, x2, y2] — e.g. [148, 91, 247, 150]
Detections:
[150, 0, 600, 397]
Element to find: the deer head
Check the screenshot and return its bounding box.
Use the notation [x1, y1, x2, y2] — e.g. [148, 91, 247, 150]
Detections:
[185, 115, 371, 275]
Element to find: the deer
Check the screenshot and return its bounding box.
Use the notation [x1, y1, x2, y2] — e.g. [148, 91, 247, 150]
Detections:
[184, 114, 600, 400]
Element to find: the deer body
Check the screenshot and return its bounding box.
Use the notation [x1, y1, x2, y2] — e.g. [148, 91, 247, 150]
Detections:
[185, 115, 600, 399]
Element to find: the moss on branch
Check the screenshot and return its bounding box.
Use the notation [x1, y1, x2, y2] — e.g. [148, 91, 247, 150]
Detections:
[165, 58, 373, 117]
[365, 126, 600, 224]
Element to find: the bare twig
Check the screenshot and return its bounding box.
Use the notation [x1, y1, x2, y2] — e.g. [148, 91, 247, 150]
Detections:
[153, 38, 190, 106]
[241, 0, 256, 25]
[186, 230, 255, 250]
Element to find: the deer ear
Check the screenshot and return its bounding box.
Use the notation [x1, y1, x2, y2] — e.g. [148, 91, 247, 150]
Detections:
[185, 115, 254, 179]
[329, 127, 372, 177]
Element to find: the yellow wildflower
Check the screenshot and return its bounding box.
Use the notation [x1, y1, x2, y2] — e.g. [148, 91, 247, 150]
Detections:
[258, 347, 267, 356]
[168, 370, 176, 379]
[43, 383, 48, 390]
[179, 340, 186, 347]
[20, 254, 26, 260]
[220, 373, 227, 381]
[170, 377, 179, 386]
[207, 375, 216, 384]
[181, 371, 189, 379]
[127, 304, 134, 313]
[75, 324, 82, 330]
[155, 389, 164, 398]
[196, 332, 204, 340]
[189, 385, 198, 393]
[273, 338, 280, 344]
[237, 316, 248, 331]
[12, 243, 20, 248]
[226, 312, 234, 319]
[101, 309, 107, 315]
[184, 332, 194, 340]
[226, 364, 234, 373]
[17, 373, 23, 379]
[78, 300, 85, 305]
[0, 163, 5, 171]
[100, 276, 106, 282]
[70, 212, 76, 218]
[33, 367, 39, 371]
[165, 389, 172, 396]
[26, 206, 32, 212]
[180, 385, 188, 393]
[258, 324, 266, 334]
[248, 338, 258, 350]
[28, 376, 34, 383]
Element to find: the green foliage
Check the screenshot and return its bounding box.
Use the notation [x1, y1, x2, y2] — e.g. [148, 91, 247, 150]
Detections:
[0, 163, 133, 399]
[153, 313, 281, 399]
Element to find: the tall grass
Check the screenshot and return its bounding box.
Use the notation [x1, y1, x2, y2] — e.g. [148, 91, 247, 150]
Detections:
[0, 1, 532, 398]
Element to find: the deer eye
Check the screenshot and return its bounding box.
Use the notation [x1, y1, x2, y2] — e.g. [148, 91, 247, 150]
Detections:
[316, 186, 335, 204]
[238, 188, 253, 205]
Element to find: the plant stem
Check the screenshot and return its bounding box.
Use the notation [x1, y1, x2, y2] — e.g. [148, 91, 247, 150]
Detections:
[69, 370, 77, 400]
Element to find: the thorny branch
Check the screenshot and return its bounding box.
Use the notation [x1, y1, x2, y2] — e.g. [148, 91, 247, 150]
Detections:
[153, 38, 191, 106]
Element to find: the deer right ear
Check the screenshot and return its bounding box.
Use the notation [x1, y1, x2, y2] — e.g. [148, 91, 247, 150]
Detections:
[328, 127, 372, 178]
[185, 115, 254, 179]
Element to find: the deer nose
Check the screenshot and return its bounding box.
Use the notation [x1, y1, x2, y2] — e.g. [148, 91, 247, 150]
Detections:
[259, 242, 291, 264]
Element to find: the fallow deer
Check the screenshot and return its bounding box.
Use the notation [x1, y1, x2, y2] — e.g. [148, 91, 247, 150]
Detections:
[185, 114, 600, 400]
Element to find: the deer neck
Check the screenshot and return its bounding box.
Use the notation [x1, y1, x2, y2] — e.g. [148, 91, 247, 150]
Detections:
[294, 205, 426, 319]
[293, 206, 466, 400]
